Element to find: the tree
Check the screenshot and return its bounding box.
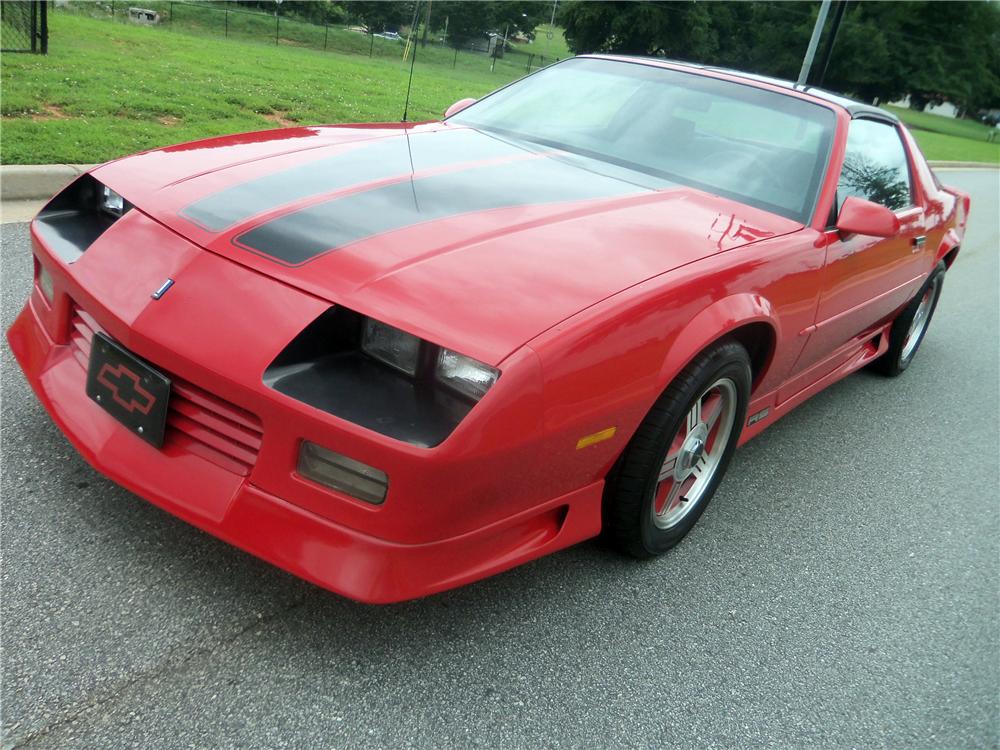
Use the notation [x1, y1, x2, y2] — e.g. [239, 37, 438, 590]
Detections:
[557, 0, 1000, 113]
[434, 1, 546, 52]
[490, 1, 550, 42]
[347, 1, 410, 35]
[436, 1, 486, 51]
[559, 1, 720, 60]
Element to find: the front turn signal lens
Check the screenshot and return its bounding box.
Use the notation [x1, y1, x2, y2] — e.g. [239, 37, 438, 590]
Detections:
[36, 259, 54, 304]
[297, 441, 388, 505]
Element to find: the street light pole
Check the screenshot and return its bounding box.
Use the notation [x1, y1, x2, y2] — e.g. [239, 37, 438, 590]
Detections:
[797, 0, 832, 87]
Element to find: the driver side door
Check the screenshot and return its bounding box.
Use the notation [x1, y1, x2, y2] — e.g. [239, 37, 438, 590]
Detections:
[796, 117, 928, 374]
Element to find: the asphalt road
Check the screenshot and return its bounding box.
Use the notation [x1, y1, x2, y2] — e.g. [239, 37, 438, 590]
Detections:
[2, 170, 998, 750]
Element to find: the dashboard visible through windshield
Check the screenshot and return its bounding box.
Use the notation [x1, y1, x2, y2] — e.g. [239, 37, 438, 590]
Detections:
[449, 57, 837, 224]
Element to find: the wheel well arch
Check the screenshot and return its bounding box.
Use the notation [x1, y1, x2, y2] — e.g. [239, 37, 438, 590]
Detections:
[669, 322, 776, 393]
[724, 322, 776, 390]
[654, 294, 780, 398]
[603, 318, 777, 491]
[937, 228, 961, 268]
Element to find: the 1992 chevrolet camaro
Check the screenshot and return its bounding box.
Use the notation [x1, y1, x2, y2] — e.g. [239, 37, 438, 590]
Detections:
[8, 57, 970, 603]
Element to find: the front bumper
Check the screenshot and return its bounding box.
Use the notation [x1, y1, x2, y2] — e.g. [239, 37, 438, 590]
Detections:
[9, 301, 603, 603]
[7, 211, 605, 604]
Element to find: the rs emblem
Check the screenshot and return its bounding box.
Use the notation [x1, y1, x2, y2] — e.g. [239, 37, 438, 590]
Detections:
[96, 363, 157, 415]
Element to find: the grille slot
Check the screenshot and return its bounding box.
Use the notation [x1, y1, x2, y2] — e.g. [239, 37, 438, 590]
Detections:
[67, 305, 263, 476]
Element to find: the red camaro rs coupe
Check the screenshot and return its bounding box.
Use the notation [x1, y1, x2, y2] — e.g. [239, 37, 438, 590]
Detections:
[8, 56, 969, 603]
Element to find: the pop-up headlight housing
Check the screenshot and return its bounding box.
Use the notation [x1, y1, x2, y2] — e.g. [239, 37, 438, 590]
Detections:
[264, 308, 501, 448]
[34, 174, 132, 263]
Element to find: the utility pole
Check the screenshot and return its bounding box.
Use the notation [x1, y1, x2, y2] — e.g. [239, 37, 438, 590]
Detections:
[421, 0, 432, 47]
[545, 0, 558, 61]
[815, 0, 849, 88]
[797, 0, 832, 87]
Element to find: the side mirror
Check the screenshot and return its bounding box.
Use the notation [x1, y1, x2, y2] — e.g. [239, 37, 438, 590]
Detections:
[443, 98, 476, 119]
[835, 196, 900, 238]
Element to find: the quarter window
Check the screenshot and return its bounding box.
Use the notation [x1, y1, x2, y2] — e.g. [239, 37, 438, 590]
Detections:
[837, 119, 912, 212]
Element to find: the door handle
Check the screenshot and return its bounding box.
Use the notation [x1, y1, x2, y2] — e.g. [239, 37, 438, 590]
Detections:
[911, 235, 926, 253]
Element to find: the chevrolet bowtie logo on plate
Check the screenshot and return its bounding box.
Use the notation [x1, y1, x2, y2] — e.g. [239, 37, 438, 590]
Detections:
[96, 363, 157, 415]
[86, 332, 172, 447]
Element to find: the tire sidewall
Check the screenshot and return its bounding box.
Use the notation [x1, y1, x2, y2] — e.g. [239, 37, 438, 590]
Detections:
[638, 352, 751, 555]
[893, 264, 946, 373]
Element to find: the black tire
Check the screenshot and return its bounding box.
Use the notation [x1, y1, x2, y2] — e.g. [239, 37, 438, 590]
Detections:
[603, 340, 751, 558]
[872, 261, 946, 377]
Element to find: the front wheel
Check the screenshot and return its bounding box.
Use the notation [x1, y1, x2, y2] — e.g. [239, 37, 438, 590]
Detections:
[603, 340, 751, 558]
[872, 262, 946, 377]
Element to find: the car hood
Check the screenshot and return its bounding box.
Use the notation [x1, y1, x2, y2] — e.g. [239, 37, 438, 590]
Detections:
[92, 123, 801, 365]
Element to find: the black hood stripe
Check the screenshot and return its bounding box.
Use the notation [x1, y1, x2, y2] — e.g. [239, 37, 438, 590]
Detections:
[180, 129, 525, 233]
[232, 156, 652, 267]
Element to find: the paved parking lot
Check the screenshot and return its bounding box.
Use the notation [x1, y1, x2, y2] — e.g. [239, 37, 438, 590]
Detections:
[2, 170, 997, 749]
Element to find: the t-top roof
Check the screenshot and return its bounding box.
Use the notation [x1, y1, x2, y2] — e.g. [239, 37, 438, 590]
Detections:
[589, 55, 900, 123]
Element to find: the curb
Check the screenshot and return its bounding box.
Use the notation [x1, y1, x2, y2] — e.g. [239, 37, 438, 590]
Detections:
[0, 159, 996, 202]
[927, 160, 999, 170]
[0, 164, 97, 201]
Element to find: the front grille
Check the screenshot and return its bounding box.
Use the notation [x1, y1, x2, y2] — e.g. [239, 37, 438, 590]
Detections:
[68, 305, 264, 476]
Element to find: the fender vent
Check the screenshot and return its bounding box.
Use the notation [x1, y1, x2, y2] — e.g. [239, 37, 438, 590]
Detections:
[68, 305, 263, 476]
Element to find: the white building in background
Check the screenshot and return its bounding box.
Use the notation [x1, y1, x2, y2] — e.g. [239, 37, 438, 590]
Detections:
[890, 95, 959, 118]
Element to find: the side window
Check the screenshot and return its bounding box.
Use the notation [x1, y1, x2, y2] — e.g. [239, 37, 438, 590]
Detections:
[837, 119, 913, 212]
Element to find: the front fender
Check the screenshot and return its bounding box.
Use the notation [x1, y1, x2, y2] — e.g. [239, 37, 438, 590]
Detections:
[655, 293, 779, 391]
[525, 286, 783, 495]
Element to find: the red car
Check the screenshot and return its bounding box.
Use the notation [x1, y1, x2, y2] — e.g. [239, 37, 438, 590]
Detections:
[8, 56, 969, 603]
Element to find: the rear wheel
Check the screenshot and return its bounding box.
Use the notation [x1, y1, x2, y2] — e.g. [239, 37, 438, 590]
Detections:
[873, 262, 946, 377]
[604, 340, 751, 558]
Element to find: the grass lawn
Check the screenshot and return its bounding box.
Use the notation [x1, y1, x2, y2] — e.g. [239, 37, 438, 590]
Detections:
[907, 129, 1000, 164]
[887, 105, 1000, 164]
[0, 12, 555, 164]
[886, 105, 996, 141]
[2, 11, 997, 165]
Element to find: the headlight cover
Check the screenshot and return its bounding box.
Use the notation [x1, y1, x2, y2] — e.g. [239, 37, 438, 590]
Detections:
[99, 185, 126, 217]
[436, 348, 499, 401]
[361, 318, 421, 376]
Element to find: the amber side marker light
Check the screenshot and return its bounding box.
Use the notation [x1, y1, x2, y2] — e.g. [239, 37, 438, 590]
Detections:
[297, 441, 389, 505]
[576, 427, 617, 450]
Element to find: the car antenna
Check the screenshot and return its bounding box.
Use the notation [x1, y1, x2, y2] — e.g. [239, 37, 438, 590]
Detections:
[401, 0, 422, 122]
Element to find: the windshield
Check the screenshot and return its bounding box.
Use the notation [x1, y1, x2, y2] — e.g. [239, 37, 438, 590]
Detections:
[450, 58, 837, 224]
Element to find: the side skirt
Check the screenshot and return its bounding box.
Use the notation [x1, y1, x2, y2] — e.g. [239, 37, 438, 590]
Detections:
[736, 321, 892, 446]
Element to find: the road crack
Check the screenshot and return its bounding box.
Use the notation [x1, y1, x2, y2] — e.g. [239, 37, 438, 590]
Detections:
[6, 595, 311, 748]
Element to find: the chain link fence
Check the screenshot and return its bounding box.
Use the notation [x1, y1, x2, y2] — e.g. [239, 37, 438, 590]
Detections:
[54, 1, 560, 77]
[1, 0, 48, 54]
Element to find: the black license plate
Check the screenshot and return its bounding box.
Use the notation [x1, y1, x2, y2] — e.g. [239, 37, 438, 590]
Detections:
[86, 332, 171, 448]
